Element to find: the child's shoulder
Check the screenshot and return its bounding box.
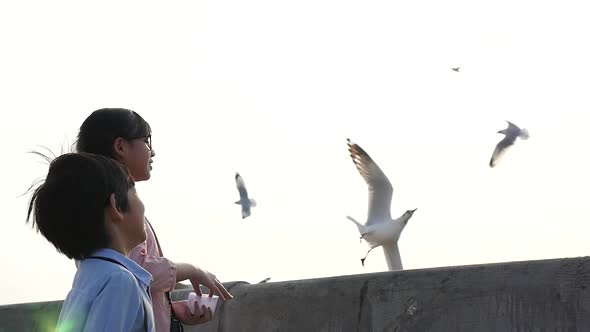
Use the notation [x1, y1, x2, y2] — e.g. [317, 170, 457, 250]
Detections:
[104, 268, 141, 288]
[71, 260, 139, 297]
[80, 258, 138, 283]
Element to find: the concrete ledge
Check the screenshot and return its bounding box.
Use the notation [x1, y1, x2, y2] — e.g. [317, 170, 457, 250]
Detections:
[2, 257, 590, 331]
[0, 300, 62, 332]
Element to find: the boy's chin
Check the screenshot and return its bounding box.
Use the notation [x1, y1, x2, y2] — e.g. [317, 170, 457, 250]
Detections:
[135, 172, 151, 182]
[132, 233, 147, 248]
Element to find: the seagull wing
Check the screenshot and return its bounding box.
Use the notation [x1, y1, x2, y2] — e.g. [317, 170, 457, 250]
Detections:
[505, 120, 522, 136]
[347, 139, 393, 225]
[382, 242, 403, 271]
[241, 205, 251, 219]
[235, 173, 249, 201]
[489, 135, 516, 168]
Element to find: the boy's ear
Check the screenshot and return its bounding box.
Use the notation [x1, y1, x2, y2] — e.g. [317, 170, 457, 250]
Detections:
[112, 137, 127, 160]
[106, 193, 124, 223]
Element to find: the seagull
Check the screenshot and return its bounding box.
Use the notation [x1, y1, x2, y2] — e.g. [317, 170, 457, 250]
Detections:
[345, 139, 417, 271]
[234, 172, 257, 219]
[489, 121, 530, 168]
[257, 277, 271, 284]
[451, 67, 460, 72]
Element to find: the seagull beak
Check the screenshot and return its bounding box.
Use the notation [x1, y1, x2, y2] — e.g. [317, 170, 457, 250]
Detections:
[411, 208, 417, 213]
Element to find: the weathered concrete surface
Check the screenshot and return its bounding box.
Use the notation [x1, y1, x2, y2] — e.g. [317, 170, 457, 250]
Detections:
[0, 300, 62, 332]
[3, 257, 590, 331]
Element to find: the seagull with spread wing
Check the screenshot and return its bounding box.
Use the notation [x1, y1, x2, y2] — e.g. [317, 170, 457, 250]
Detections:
[235, 172, 256, 219]
[345, 139, 417, 271]
[489, 121, 529, 168]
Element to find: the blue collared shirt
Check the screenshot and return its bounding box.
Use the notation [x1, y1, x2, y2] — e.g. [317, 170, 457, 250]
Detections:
[56, 248, 155, 332]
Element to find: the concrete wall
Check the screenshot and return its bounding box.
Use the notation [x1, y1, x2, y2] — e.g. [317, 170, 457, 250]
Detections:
[2, 257, 590, 331]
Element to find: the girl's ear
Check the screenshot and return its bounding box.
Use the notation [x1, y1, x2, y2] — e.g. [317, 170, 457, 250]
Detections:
[106, 193, 124, 223]
[112, 137, 127, 161]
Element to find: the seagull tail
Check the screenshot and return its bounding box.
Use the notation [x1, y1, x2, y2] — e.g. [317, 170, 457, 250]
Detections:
[249, 199, 257, 207]
[519, 128, 530, 140]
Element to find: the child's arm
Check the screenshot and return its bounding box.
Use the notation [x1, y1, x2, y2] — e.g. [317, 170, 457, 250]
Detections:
[175, 263, 233, 300]
[129, 242, 177, 293]
[129, 239, 233, 301]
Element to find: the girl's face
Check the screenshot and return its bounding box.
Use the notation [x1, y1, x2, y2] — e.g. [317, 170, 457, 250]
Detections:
[114, 136, 155, 182]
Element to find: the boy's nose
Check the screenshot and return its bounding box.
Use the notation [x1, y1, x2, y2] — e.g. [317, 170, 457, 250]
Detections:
[151, 149, 156, 157]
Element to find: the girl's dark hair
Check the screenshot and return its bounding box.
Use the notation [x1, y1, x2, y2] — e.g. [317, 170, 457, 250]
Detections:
[26, 153, 135, 260]
[76, 108, 151, 157]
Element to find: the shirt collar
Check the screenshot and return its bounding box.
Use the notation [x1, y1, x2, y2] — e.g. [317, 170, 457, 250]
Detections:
[90, 248, 153, 287]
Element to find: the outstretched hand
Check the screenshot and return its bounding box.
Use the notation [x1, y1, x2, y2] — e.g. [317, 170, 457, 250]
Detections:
[189, 267, 233, 301]
[172, 300, 213, 325]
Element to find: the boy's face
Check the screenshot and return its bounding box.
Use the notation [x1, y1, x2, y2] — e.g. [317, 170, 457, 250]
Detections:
[122, 187, 147, 247]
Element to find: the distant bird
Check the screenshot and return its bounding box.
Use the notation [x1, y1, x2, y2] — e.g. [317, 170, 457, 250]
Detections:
[234, 172, 257, 219]
[257, 277, 271, 284]
[451, 67, 460, 72]
[489, 121, 530, 168]
[345, 139, 417, 271]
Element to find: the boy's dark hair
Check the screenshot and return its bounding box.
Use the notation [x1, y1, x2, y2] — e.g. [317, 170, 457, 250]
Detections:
[26, 153, 135, 260]
[75, 108, 151, 157]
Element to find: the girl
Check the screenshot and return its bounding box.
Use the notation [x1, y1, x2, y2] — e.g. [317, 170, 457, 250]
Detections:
[75, 108, 233, 331]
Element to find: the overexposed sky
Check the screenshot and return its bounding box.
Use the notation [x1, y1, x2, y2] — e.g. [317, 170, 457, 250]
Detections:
[2, 0, 590, 305]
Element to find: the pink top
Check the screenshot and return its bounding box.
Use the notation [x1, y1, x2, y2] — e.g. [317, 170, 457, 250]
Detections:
[129, 218, 177, 332]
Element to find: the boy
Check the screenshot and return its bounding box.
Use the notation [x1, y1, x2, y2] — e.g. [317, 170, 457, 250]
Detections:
[27, 153, 154, 331]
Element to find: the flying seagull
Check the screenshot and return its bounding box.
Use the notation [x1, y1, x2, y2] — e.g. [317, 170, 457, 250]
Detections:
[346, 139, 417, 271]
[451, 67, 460, 72]
[235, 172, 257, 219]
[489, 121, 529, 168]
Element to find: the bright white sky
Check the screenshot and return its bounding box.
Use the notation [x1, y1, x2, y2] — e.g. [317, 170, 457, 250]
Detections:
[2, 0, 590, 305]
